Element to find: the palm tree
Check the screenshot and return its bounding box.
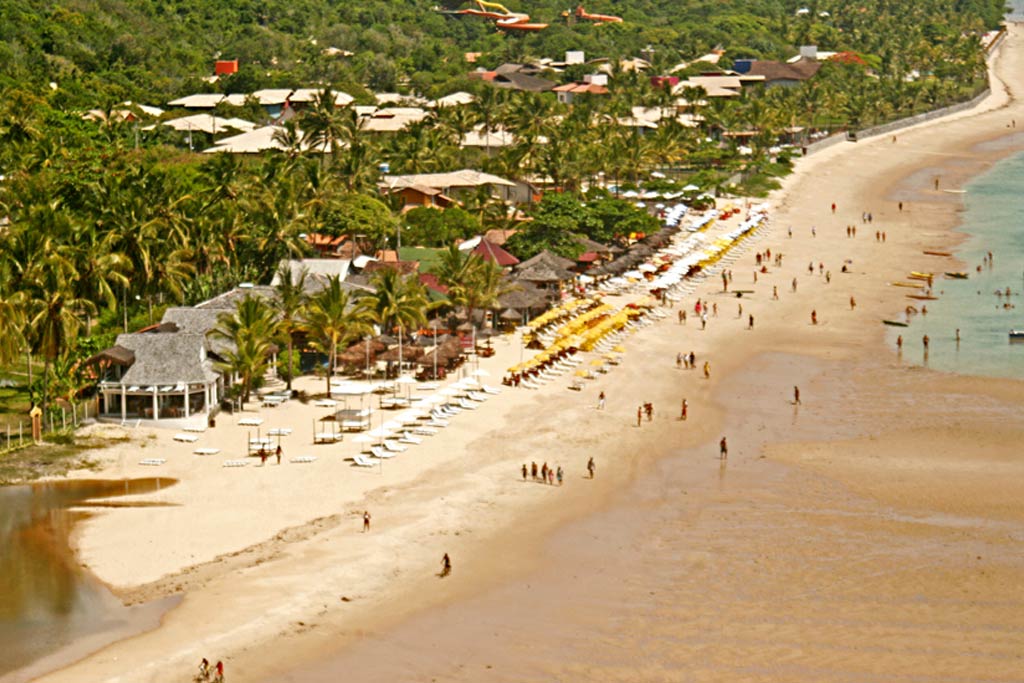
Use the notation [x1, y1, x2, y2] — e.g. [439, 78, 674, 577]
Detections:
[0, 281, 26, 366]
[362, 268, 432, 335]
[209, 295, 279, 403]
[301, 87, 347, 164]
[435, 246, 510, 328]
[302, 276, 371, 397]
[273, 264, 308, 391]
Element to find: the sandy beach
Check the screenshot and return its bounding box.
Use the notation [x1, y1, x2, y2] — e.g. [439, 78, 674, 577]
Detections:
[22, 23, 1024, 683]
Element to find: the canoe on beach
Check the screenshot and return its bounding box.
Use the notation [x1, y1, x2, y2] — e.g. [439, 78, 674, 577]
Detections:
[907, 294, 938, 300]
[923, 250, 953, 257]
[944, 272, 969, 279]
[908, 272, 934, 281]
[891, 281, 923, 288]
[883, 319, 910, 327]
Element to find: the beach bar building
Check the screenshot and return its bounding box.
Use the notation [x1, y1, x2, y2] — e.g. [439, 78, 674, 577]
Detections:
[92, 333, 221, 427]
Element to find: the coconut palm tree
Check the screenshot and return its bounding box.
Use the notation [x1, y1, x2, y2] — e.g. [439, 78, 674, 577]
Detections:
[0, 278, 27, 366]
[210, 295, 279, 403]
[302, 276, 371, 397]
[273, 264, 308, 391]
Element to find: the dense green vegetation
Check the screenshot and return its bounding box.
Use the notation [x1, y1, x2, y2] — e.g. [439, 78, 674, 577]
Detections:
[0, 0, 1007, 429]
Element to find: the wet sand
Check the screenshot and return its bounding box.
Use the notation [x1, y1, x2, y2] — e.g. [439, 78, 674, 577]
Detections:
[31, 22, 1024, 683]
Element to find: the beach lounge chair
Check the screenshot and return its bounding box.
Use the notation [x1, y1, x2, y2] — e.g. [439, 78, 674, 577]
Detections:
[398, 433, 423, 445]
[412, 426, 438, 436]
[370, 446, 397, 459]
[382, 440, 408, 453]
[194, 447, 220, 455]
[173, 433, 199, 443]
[182, 425, 207, 433]
[425, 419, 448, 428]
[568, 380, 584, 391]
[290, 456, 317, 464]
[456, 399, 478, 410]
[139, 458, 166, 466]
[222, 459, 249, 467]
[352, 454, 377, 467]
[481, 385, 501, 395]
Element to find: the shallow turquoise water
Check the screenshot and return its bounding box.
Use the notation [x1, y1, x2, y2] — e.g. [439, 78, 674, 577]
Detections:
[890, 151, 1024, 378]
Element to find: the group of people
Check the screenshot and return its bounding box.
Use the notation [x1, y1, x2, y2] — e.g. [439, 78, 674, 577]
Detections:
[676, 351, 698, 370]
[256, 445, 282, 466]
[196, 658, 224, 683]
[523, 461, 564, 485]
[636, 402, 655, 426]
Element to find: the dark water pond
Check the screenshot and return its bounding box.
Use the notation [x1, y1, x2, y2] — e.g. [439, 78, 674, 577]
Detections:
[0, 478, 178, 681]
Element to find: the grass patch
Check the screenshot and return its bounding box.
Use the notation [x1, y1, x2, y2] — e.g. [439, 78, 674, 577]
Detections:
[0, 435, 110, 485]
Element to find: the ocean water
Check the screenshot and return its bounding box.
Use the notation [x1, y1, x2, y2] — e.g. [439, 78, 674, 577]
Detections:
[890, 151, 1024, 378]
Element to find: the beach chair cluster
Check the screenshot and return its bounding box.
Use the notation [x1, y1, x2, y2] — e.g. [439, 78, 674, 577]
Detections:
[351, 379, 499, 467]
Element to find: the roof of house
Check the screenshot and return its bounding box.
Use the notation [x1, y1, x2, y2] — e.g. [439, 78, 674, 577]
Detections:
[163, 114, 256, 135]
[483, 228, 519, 246]
[432, 91, 475, 107]
[513, 250, 576, 282]
[289, 89, 354, 106]
[552, 82, 609, 95]
[167, 93, 226, 108]
[744, 58, 821, 82]
[194, 285, 276, 310]
[271, 259, 353, 292]
[382, 170, 515, 191]
[472, 239, 520, 267]
[489, 71, 556, 92]
[113, 333, 219, 386]
[461, 126, 517, 148]
[250, 89, 294, 105]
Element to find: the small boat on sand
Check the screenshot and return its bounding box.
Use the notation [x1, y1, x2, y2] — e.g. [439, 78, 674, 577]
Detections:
[923, 250, 952, 257]
[891, 281, 923, 288]
[908, 272, 934, 281]
[907, 294, 938, 300]
[944, 272, 968, 279]
[1011, 330, 1024, 342]
[883, 320, 909, 327]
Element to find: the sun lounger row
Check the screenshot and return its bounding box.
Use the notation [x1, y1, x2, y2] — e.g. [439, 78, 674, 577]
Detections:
[223, 459, 250, 467]
[173, 433, 199, 443]
[290, 456, 317, 464]
[194, 447, 220, 455]
[139, 458, 166, 466]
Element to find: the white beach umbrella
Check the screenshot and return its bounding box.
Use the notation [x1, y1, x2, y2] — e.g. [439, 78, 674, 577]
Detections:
[471, 369, 490, 377]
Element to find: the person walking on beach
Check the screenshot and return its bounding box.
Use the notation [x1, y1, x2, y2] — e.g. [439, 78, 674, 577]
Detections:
[198, 658, 210, 681]
[703, 361, 711, 379]
[792, 277, 798, 293]
[541, 462, 549, 482]
[522, 464, 528, 481]
[587, 457, 596, 479]
[441, 553, 451, 577]
[831, 202, 836, 214]
[275, 444, 282, 465]
[680, 398, 688, 421]
[748, 314, 754, 330]
[531, 461, 538, 480]
[923, 334, 930, 350]
[811, 310, 818, 325]
[363, 511, 371, 532]
[214, 661, 224, 683]
[637, 406, 643, 427]
[678, 310, 685, 324]
[898, 201, 903, 212]
[897, 335, 903, 350]
[701, 313, 707, 330]
[773, 286, 779, 300]
[722, 272, 729, 291]
[849, 296, 856, 310]
[689, 351, 696, 369]
[676, 352, 683, 369]
[956, 328, 961, 344]
[259, 447, 268, 466]
[794, 386, 801, 405]
[556, 466, 563, 486]
[645, 403, 654, 422]
[598, 390, 606, 410]
[719, 437, 728, 460]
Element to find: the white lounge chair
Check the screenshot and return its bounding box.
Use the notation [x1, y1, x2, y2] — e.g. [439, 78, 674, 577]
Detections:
[370, 446, 397, 459]
[352, 454, 377, 467]
[399, 433, 423, 445]
[139, 458, 166, 466]
[223, 459, 249, 467]
[173, 433, 199, 443]
[194, 447, 220, 455]
[382, 440, 407, 453]
[182, 425, 207, 433]
[481, 385, 501, 395]
[290, 456, 317, 464]
[412, 427, 438, 436]
[456, 399, 478, 410]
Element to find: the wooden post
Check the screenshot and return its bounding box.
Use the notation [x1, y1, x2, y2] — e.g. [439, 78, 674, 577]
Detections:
[62, 408, 66, 431]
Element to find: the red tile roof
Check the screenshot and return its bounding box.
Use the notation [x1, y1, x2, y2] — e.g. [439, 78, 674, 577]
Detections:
[472, 239, 520, 266]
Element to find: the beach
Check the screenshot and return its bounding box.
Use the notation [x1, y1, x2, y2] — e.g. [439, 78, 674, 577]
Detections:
[21, 22, 1024, 683]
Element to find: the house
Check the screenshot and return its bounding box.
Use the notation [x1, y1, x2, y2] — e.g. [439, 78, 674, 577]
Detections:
[381, 169, 517, 204]
[459, 236, 520, 268]
[215, 60, 238, 76]
[511, 250, 577, 301]
[733, 58, 821, 87]
[167, 93, 226, 109]
[472, 69, 557, 92]
[163, 114, 256, 136]
[552, 81, 609, 104]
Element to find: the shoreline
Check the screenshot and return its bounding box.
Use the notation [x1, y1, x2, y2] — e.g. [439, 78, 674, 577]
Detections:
[24, 22, 1024, 683]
